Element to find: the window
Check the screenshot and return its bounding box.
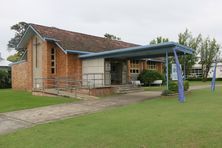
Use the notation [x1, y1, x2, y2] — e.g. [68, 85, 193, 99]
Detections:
[191, 68, 202, 78]
[130, 60, 140, 74]
[147, 61, 156, 70]
[33, 37, 40, 68]
[51, 48, 56, 74]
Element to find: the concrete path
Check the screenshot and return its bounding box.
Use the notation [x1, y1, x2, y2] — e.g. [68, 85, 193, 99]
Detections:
[190, 84, 222, 90]
[0, 91, 161, 135]
[1, 84, 221, 135]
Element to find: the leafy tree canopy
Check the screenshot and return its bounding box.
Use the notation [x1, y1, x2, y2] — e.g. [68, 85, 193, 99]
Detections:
[104, 33, 121, 41]
[7, 22, 29, 50]
[149, 29, 221, 81]
[7, 53, 22, 62]
[198, 37, 220, 81]
[178, 29, 202, 75]
[7, 22, 29, 62]
[150, 36, 169, 44]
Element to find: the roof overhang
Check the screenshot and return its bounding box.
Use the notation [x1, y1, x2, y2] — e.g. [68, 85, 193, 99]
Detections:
[16, 25, 45, 50]
[66, 50, 93, 55]
[79, 42, 194, 59]
[17, 25, 68, 54]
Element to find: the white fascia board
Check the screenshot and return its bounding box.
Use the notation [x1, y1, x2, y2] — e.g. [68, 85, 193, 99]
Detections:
[55, 42, 67, 54]
[17, 25, 45, 49]
[29, 25, 45, 41]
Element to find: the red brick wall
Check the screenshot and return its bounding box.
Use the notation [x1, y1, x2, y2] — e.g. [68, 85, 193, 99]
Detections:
[12, 39, 33, 91]
[12, 39, 83, 91]
[46, 43, 82, 80]
[156, 62, 163, 73]
[90, 87, 114, 96]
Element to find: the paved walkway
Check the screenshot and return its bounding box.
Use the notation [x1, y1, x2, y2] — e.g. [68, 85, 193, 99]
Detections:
[0, 91, 161, 135]
[190, 84, 222, 90]
[1, 84, 221, 135]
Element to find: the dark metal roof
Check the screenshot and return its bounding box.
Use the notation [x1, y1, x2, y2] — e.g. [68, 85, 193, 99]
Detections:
[79, 42, 194, 59]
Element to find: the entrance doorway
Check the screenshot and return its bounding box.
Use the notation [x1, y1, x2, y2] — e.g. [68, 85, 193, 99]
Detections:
[110, 62, 122, 85]
[105, 60, 127, 85]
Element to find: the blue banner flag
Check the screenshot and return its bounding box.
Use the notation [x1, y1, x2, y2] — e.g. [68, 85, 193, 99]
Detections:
[173, 48, 185, 103]
[211, 62, 217, 92]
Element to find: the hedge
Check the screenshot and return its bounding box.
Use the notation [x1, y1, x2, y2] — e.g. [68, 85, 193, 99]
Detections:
[168, 80, 189, 92]
[0, 70, 11, 88]
[138, 70, 164, 86]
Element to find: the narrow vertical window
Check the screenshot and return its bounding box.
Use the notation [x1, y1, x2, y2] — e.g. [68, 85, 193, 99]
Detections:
[34, 37, 40, 68]
[51, 48, 56, 74]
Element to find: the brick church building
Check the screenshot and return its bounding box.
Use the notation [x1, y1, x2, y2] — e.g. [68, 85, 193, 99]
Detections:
[12, 24, 163, 91]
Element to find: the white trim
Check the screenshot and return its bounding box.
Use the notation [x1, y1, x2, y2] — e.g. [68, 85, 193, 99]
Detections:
[9, 60, 26, 66]
[30, 25, 45, 41]
[55, 42, 67, 54]
[44, 37, 60, 42]
[19, 50, 27, 61]
[17, 25, 45, 49]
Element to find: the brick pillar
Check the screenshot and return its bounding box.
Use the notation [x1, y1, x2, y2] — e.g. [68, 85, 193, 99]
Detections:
[127, 59, 131, 82]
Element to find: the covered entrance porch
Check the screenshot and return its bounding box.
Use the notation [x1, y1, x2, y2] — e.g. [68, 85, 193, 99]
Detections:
[80, 42, 194, 100]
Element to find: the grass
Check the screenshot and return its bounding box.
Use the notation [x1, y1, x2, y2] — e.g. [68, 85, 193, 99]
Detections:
[0, 87, 222, 147]
[189, 80, 222, 86]
[143, 80, 222, 91]
[0, 89, 76, 113]
[144, 85, 164, 91]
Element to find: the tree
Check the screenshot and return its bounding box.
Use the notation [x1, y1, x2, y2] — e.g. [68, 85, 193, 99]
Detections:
[150, 36, 169, 44]
[149, 36, 171, 78]
[104, 33, 121, 40]
[8, 22, 29, 50]
[7, 53, 22, 62]
[0, 70, 11, 88]
[199, 37, 220, 81]
[178, 29, 202, 76]
[7, 22, 29, 62]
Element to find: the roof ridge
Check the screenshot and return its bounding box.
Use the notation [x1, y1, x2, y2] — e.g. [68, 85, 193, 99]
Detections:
[30, 23, 139, 46]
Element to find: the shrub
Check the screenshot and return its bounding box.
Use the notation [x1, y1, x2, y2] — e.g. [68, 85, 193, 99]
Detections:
[184, 81, 189, 91]
[0, 70, 11, 88]
[161, 89, 174, 96]
[138, 70, 164, 86]
[168, 80, 189, 92]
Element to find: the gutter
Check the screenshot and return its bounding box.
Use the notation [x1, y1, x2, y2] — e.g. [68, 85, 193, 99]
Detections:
[79, 42, 194, 59]
[66, 50, 93, 55]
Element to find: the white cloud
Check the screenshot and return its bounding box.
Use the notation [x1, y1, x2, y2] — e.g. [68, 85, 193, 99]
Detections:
[0, 0, 222, 58]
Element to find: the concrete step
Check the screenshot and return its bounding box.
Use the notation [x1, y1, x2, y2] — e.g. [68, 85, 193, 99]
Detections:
[115, 85, 144, 94]
[41, 89, 98, 100]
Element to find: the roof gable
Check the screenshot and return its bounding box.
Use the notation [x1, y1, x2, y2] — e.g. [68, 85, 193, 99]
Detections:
[29, 24, 139, 52]
[17, 25, 45, 50]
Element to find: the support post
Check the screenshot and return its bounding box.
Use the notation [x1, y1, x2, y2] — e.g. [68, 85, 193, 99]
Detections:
[183, 53, 186, 80]
[165, 49, 169, 90]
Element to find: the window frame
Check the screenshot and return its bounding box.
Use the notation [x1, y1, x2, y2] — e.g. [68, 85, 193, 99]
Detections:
[147, 61, 157, 70]
[51, 48, 56, 74]
[130, 60, 140, 74]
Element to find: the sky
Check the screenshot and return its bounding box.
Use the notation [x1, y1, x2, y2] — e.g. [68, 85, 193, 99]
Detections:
[0, 0, 222, 59]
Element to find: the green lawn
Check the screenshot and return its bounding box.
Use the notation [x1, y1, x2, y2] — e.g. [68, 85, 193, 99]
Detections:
[0, 89, 76, 113]
[144, 81, 222, 91]
[144, 86, 164, 91]
[1, 88, 222, 147]
[189, 80, 222, 86]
